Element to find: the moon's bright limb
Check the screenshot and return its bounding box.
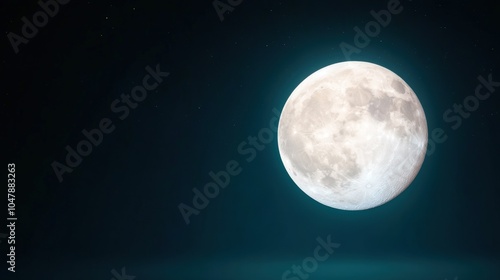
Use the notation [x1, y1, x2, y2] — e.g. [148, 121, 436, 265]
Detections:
[278, 61, 428, 210]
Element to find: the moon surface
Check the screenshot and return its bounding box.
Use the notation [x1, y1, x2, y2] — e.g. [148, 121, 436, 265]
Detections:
[277, 61, 427, 210]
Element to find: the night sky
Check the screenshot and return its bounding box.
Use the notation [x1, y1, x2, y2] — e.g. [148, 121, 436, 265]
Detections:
[2, 0, 500, 279]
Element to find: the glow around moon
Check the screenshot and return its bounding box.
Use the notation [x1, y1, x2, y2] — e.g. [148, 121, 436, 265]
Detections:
[277, 61, 428, 210]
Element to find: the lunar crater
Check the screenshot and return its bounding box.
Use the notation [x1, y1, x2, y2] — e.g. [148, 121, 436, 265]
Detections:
[391, 79, 406, 94]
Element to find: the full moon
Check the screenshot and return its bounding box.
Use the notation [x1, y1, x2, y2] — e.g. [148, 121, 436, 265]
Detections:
[277, 61, 427, 210]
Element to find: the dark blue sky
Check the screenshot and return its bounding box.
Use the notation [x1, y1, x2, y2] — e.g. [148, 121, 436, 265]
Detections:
[2, 0, 499, 279]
